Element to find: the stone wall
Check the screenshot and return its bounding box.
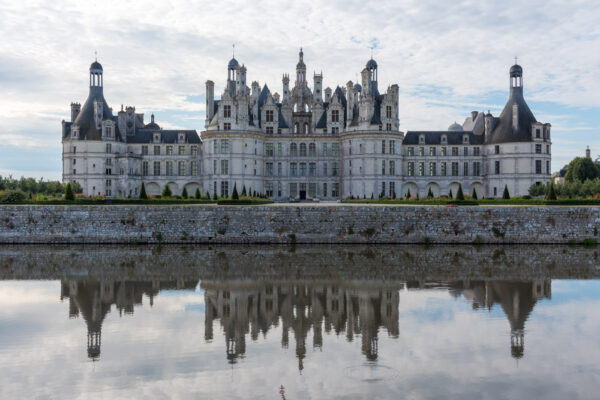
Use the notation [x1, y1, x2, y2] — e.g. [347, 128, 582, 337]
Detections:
[0, 204, 599, 244]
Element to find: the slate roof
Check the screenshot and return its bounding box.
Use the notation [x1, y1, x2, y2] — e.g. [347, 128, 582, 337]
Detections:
[487, 87, 536, 144]
[126, 129, 200, 144]
[403, 131, 485, 145]
[70, 87, 118, 141]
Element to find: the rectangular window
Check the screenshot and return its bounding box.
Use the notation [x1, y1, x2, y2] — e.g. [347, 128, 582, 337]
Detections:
[332, 183, 339, 197]
[441, 162, 447, 176]
[386, 105, 392, 119]
[309, 162, 316, 177]
[300, 163, 307, 176]
[266, 127, 273, 135]
[323, 162, 328, 176]
[166, 161, 173, 176]
[390, 160, 395, 176]
[322, 143, 328, 156]
[191, 161, 198, 176]
[332, 162, 339, 176]
[332, 143, 340, 156]
[266, 110, 274, 122]
[441, 147, 447, 156]
[323, 183, 327, 198]
[300, 144, 307, 157]
[546, 145, 550, 154]
[290, 163, 297, 176]
[266, 162, 273, 176]
[429, 147, 436, 156]
[495, 145, 500, 154]
[407, 147, 414, 156]
[221, 140, 229, 153]
[332, 127, 339, 134]
[289, 183, 297, 198]
[72, 169, 76, 175]
[419, 147, 424, 156]
[277, 162, 282, 176]
[142, 145, 148, 155]
[221, 181, 229, 197]
[308, 183, 316, 198]
[419, 162, 424, 176]
[408, 162, 415, 176]
[332, 109, 339, 122]
[265, 143, 274, 157]
[495, 160, 500, 174]
[154, 161, 160, 176]
[535, 144, 542, 154]
[166, 146, 173, 155]
[536, 128, 541, 138]
[309, 143, 316, 157]
[221, 160, 229, 175]
[546, 160, 550, 174]
[73, 146, 76, 153]
[265, 182, 274, 197]
[452, 162, 459, 176]
[150, 145, 158, 156]
[389, 182, 395, 197]
[382, 140, 386, 154]
[390, 141, 395, 154]
[386, 123, 392, 131]
[106, 143, 111, 153]
[452, 147, 458, 156]
[382, 160, 386, 175]
[278, 182, 282, 197]
[213, 160, 217, 174]
[191, 146, 198, 156]
[213, 141, 218, 154]
[278, 143, 282, 156]
[178, 146, 185, 156]
[473, 162, 481, 176]
[142, 161, 149, 176]
[463, 162, 468, 176]
[223, 122, 231, 130]
[178, 161, 185, 176]
[536, 160, 542, 174]
[430, 162, 436, 176]
[224, 105, 231, 118]
[464, 147, 468, 156]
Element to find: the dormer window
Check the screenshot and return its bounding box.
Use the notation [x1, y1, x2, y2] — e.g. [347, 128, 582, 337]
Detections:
[154, 133, 160, 143]
[463, 134, 469, 144]
[441, 135, 447, 144]
[178, 133, 185, 143]
[266, 110, 274, 122]
[419, 135, 425, 144]
[224, 105, 231, 118]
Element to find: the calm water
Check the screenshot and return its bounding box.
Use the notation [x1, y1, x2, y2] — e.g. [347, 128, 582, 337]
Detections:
[1, 245, 599, 399]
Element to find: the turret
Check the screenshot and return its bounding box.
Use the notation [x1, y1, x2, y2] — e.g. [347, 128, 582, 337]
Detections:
[313, 72, 323, 103]
[485, 110, 493, 137]
[71, 102, 81, 122]
[206, 80, 215, 126]
[237, 65, 247, 96]
[296, 48, 306, 85]
[324, 87, 332, 103]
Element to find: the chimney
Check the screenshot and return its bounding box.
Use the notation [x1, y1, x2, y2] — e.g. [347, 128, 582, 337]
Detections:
[586, 146, 591, 159]
[471, 111, 478, 120]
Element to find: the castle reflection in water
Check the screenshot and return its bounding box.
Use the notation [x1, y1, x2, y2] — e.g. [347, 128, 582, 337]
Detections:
[61, 278, 551, 367]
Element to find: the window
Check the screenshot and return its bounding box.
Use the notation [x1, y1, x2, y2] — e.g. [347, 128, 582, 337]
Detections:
[332, 127, 339, 134]
[223, 122, 231, 130]
[419, 147, 424, 156]
[464, 147, 468, 156]
[224, 105, 231, 118]
[408, 162, 415, 176]
[106, 143, 111, 153]
[323, 183, 327, 197]
[265, 143, 274, 157]
[309, 162, 316, 177]
[407, 147, 414, 156]
[332, 109, 339, 122]
[106, 158, 112, 166]
[536, 128, 541, 138]
[332, 162, 339, 176]
[390, 141, 395, 154]
[177, 146, 184, 156]
[332, 143, 340, 156]
[142, 145, 148, 155]
[382, 160, 386, 175]
[495, 161, 500, 174]
[386, 123, 392, 131]
[308, 183, 316, 198]
[277, 162, 282, 176]
[221, 140, 229, 153]
[474, 147, 480, 156]
[535, 144, 542, 154]
[278, 182, 282, 197]
[300, 143, 307, 157]
[265, 182, 273, 197]
[386, 105, 392, 119]
[266, 110, 274, 122]
[72, 169, 76, 175]
[389, 182, 395, 197]
[382, 140, 386, 154]
[72, 159, 76, 165]
[178, 161, 185, 176]
[441, 147, 447, 156]
[166, 161, 173, 176]
[213, 160, 217, 174]
[290, 143, 298, 156]
[452, 147, 458, 156]
[277, 143, 282, 156]
[390, 161, 395, 176]
[213, 141, 218, 154]
[463, 162, 468, 176]
[289, 183, 297, 198]
[430, 162, 436, 176]
[419, 162, 424, 176]
[266, 162, 273, 176]
[494, 187, 497, 196]
[221, 181, 229, 197]
[419, 135, 425, 144]
[441, 162, 447, 176]
[546, 160, 550, 174]
[452, 162, 459, 176]
[322, 143, 328, 156]
[221, 160, 229, 175]
[73, 146, 76, 153]
[473, 162, 481, 176]
[154, 161, 160, 176]
[300, 163, 307, 176]
[142, 161, 149, 176]
[278, 128, 282, 135]
[294, 123, 299, 134]
[495, 145, 500, 154]
[105, 127, 112, 138]
[304, 123, 309, 134]
[191, 161, 198, 176]
[266, 127, 273, 135]
[332, 183, 339, 197]
[309, 143, 316, 157]
[323, 162, 328, 176]
[290, 163, 297, 176]
[546, 145, 550, 154]
[191, 146, 198, 156]
[429, 147, 436, 156]
[536, 160, 542, 174]
[166, 146, 173, 155]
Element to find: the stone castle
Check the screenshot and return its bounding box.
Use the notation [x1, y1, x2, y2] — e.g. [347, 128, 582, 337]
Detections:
[62, 50, 551, 199]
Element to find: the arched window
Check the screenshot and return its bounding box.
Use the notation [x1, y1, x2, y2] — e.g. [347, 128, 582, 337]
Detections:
[290, 143, 298, 157]
[294, 123, 299, 134]
[300, 143, 307, 157]
[309, 143, 316, 157]
[304, 123, 308, 134]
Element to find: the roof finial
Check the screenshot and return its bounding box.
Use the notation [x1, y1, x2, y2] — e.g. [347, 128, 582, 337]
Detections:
[370, 46, 373, 59]
[232, 43, 235, 58]
[514, 56, 518, 65]
[94, 50, 97, 62]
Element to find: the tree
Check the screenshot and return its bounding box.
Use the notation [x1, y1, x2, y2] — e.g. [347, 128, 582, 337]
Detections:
[232, 183, 239, 200]
[503, 184, 510, 199]
[205, 191, 210, 200]
[370, 193, 374, 199]
[162, 185, 172, 197]
[448, 189, 453, 199]
[565, 157, 600, 183]
[456, 184, 465, 201]
[406, 188, 411, 199]
[212, 191, 218, 200]
[547, 181, 557, 200]
[65, 183, 74, 201]
[471, 188, 478, 200]
[241, 185, 247, 196]
[140, 182, 148, 199]
[427, 187, 433, 199]
[392, 191, 396, 199]
[195, 188, 201, 199]
[181, 187, 188, 199]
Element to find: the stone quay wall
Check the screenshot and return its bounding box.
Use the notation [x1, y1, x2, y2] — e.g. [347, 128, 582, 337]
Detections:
[0, 204, 599, 244]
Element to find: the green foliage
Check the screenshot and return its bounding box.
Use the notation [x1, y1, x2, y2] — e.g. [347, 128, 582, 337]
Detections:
[502, 185, 510, 199]
[139, 182, 148, 200]
[162, 185, 172, 197]
[547, 181, 557, 200]
[565, 157, 600, 183]
[212, 191, 218, 200]
[65, 183, 75, 201]
[181, 187, 188, 199]
[427, 187, 434, 199]
[0, 175, 69, 197]
[471, 188, 478, 200]
[371, 193, 374, 199]
[232, 183, 239, 200]
[205, 191, 210, 200]
[195, 188, 201, 199]
[456, 184, 465, 201]
[0, 189, 27, 203]
[241, 185, 247, 196]
[448, 189, 453, 199]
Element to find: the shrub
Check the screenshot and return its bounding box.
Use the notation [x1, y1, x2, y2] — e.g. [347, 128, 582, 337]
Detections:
[65, 183, 75, 201]
[162, 185, 172, 197]
[212, 191, 218, 200]
[232, 183, 239, 200]
[241, 185, 247, 196]
[405, 189, 411, 199]
[427, 187, 434, 199]
[448, 189, 453, 199]
[472, 188, 478, 200]
[181, 187, 188, 199]
[0, 189, 27, 203]
[456, 184, 465, 201]
[205, 191, 210, 200]
[547, 181, 557, 200]
[140, 182, 148, 200]
[502, 185, 510, 199]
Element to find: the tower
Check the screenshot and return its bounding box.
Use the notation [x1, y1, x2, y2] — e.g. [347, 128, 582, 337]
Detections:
[70, 102, 81, 122]
[89, 59, 103, 91]
[282, 74, 290, 103]
[365, 57, 378, 95]
[296, 48, 306, 85]
[206, 80, 215, 126]
[313, 72, 323, 103]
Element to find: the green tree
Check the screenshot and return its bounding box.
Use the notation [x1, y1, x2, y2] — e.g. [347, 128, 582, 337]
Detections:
[471, 188, 478, 200]
[140, 182, 148, 199]
[456, 184, 465, 201]
[232, 183, 239, 200]
[406, 189, 411, 199]
[565, 157, 600, 183]
[241, 185, 247, 196]
[212, 191, 218, 200]
[181, 187, 188, 199]
[427, 187, 433, 199]
[503, 185, 510, 199]
[195, 188, 201, 199]
[205, 191, 210, 200]
[162, 185, 172, 197]
[65, 183, 75, 201]
[547, 181, 557, 200]
[448, 189, 453, 199]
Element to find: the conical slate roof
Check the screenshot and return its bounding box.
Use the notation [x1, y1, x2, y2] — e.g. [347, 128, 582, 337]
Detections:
[488, 87, 536, 144]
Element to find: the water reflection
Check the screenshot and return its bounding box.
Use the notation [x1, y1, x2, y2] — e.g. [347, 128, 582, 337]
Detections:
[60, 276, 551, 366]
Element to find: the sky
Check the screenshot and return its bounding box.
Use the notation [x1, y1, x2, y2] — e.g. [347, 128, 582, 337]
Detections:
[1, 0, 599, 181]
